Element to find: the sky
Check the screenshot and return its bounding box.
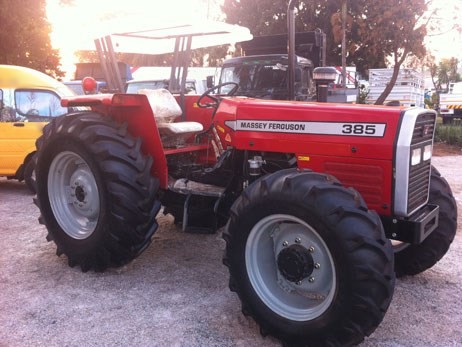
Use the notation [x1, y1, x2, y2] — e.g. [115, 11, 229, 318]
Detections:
[46, 0, 224, 75]
[46, 0, 462, 77]
[424, 0, 462, 61]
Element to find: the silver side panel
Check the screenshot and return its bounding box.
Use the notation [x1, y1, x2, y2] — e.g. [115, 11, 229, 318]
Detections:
[394, 108, 436, 217]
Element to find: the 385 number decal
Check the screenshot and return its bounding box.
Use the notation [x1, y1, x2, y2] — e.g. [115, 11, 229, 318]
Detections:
[342, 124, 377, 135]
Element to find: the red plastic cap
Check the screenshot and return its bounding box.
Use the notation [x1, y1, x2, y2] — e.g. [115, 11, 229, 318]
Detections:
[82, 76, 98, 94]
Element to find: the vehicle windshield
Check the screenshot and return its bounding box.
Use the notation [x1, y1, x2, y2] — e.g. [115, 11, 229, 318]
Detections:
[0, 88, 76, 122]
[219, 61, 290, 99]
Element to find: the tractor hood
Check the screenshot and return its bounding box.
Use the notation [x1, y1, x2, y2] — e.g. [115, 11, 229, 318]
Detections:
[215, 97, 406, 161]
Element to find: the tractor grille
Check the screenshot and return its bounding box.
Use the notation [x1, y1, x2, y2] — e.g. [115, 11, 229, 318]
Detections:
[407, 112, 435, 214]
[411, 112, 435, 144]
[408, 160, 431, 213]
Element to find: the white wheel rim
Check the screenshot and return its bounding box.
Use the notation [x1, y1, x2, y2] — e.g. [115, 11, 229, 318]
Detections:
[48, 151, 100, 240]
[245, 214, 336, 321]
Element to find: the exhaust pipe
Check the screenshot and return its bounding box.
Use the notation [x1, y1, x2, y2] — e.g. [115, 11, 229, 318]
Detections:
[287, 0, 296, 101]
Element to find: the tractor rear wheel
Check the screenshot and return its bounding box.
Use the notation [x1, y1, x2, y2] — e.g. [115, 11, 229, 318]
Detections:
[223, 169, 395, 346]
[393, 166, 457, 277]
[35, 112, 160, 272]
[24, 154, 36, 193]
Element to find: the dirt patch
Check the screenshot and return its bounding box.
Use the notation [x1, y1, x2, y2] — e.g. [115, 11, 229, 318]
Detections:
[433, 142, 462, 156]
[0, 155, 461, 347]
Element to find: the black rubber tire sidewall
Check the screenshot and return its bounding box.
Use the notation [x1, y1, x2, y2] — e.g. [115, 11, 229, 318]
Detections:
[23, 154, 36, 194]
[35, 113, 160, 272]
[229, 198, 352, 337]
[37, 138, 110, 258]
[224, 169, 395, 346]
[394, 166, 457, 277]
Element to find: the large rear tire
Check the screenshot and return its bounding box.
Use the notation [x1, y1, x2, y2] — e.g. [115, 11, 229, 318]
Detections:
[35, 112, 161, 272]
[393, 166, 457, 277]
[223, 169, 395, 346]
[24, 153, 37, 194]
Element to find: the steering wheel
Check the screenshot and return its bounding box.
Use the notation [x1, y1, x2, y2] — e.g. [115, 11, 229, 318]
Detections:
[196, 82, 239, 110]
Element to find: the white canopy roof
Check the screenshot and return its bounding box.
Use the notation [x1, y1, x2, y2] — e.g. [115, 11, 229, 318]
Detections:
[92, 20, 253, 54]
[74, 20, 253, 54]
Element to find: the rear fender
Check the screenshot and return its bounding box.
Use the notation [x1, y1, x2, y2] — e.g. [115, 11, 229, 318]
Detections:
[62, 94, 168, 187]
[61, 94, 219, 187]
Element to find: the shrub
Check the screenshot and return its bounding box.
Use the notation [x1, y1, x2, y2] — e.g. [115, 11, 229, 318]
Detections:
[435, 123, 462, 147]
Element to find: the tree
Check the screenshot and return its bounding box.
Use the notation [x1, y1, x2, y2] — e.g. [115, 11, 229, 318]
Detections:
[222, 0, 290, 36]
[222, 0, 429, 104]
[0, 0, 63, 77]
[428, 57, 460, 92]
[353, 0, 428, 104]
[222, 0, 343, 65]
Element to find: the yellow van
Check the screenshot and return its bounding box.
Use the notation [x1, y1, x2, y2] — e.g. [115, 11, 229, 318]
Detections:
[0, 65, 75, 192]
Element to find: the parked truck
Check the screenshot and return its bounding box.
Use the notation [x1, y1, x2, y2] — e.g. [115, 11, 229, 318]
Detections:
[367, 68, 425, 107]
[216, 31, 359, 103]
[439, 81, 462, 124]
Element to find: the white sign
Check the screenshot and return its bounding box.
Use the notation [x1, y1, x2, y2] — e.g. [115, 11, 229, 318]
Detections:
[225, 120, 386, 137]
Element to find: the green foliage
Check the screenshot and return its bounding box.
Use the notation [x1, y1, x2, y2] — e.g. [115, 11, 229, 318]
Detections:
[222, 0, 428, 79]
[222, 0, 344, 66]
[424, 91, 439, 110]
[429, 58, 461, 92]
[222, 0, 289, 36]
[435, 123, 462, 147]
[0, 0, 63, 78]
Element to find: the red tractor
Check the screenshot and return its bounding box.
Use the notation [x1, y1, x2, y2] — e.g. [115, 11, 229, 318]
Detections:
[34, 81, 457, 345]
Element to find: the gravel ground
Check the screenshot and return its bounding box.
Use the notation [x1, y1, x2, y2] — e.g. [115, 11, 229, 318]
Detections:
[0, 155, 461, 347]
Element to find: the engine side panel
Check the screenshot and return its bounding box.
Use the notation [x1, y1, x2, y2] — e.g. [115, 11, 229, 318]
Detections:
[215, 98, 404, 215]
[216, 98, 401, 158]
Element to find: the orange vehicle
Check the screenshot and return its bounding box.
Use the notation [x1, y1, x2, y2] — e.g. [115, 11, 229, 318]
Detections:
[0, 65, 75, 191]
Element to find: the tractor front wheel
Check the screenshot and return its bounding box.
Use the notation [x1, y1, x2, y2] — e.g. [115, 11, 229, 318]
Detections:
[393, 166, 457, 277]
[223, 169, 395, 346]
[35, 112, 160, 272]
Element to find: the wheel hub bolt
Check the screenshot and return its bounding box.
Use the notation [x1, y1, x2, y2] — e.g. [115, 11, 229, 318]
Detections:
[314, 263, 321, 269]
[296, 281, 302, 285]
[295, 237, 301, 244]
[282, 241, 289, 247]
[309, 246, 315, 253]
[308, 276, 315, 283]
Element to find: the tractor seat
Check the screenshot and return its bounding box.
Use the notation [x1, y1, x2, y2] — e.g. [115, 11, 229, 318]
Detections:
[138, 89, 203, 142]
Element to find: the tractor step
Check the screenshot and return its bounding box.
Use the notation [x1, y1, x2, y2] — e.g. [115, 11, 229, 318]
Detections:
[169, 178, 225, 197]
[168, 178, 226, 233]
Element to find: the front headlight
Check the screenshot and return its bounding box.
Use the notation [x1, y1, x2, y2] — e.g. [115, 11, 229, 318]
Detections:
[411, 148, 422, 166]
[423, 144, 432, 161]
